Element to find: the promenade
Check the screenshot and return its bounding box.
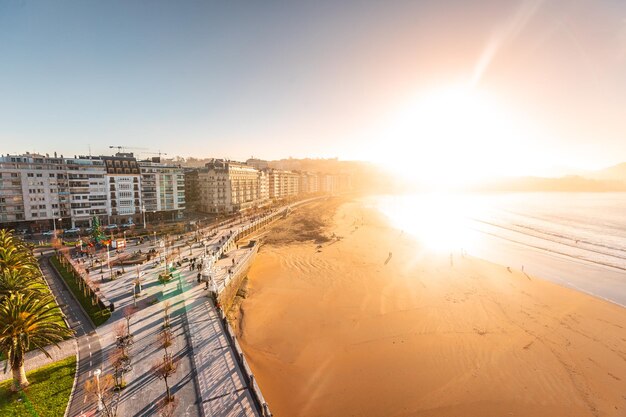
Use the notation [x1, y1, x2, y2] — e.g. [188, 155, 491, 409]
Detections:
[57, 202, 311, 416]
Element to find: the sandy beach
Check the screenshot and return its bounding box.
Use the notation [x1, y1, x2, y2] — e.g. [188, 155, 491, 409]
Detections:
[237, 197, 626, 417]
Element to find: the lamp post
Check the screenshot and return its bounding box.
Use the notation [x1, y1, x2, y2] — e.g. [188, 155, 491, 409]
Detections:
[120, 231, 127, 274]
[106, 242, 112, 280]
[142, 204, 147, 229]
[53, 217, 62, 237]
[153, 231, 157, 247]
[93, 368, 103, 411]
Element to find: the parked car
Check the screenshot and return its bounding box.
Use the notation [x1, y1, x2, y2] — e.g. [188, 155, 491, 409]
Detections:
[122, 223, 135, 228]
[105, 224, 118, 229]
[64, 227, 81, 234]
[42, 230, 56, 236]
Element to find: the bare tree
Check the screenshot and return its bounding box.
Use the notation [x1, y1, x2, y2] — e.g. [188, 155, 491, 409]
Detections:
[85, 373, 120, 417]
[114, 321, 133, 355]
[123, 305, 138, 335]
[152, 355, 178, 403]
[110, 348, 131, 389]
[157, 328, 174, 357]
[163, 301, 171, 328]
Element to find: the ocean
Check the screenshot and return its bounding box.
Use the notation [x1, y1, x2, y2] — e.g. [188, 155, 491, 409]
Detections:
[373, 192, 626, 307]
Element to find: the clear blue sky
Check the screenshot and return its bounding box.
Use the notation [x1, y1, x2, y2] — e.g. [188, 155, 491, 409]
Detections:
[1, 0, 626, 172]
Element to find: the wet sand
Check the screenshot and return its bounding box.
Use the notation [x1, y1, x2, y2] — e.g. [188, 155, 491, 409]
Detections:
[237, 197, 626, 417]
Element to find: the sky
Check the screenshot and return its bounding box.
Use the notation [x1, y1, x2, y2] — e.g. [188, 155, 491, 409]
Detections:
[1, 0, 626, 181]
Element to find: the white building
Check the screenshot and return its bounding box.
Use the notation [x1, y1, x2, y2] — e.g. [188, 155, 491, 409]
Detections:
[198, 160, 263, 214]
[139, 158, 186, 220]
[268, 169, 300, 200]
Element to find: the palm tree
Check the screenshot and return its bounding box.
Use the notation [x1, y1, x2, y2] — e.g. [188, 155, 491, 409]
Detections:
[0, 269, 42, 300]
[0, 230, 39, 274]
[0, 292, 73, 391]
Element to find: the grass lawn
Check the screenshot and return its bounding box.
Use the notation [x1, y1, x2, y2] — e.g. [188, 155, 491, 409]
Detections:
[50, 256, 111, 327]
[0, 355, 76, 417]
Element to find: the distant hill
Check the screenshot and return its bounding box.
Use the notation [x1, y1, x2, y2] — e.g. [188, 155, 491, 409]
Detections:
[586, 163, 626, 181]
[475, 175, 626, 192]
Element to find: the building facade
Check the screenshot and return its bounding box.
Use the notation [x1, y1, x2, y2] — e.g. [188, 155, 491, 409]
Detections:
[268, 169, 300, 200]
[0, 152, 188, 230]
[139, 158, 185, 221]
[198, 160, 263, 214]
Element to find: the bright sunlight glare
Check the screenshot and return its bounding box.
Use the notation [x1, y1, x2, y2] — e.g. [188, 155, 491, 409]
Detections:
[375, 193, 486, 253]
[369, 85, 551, 188]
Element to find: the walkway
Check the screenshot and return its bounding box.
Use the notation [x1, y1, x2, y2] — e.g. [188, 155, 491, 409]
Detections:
[39, 254, 103, 417]
[185, 287, 258, 416]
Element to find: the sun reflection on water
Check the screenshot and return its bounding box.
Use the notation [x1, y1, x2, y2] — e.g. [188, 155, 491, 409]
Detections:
[375, 193, 485, 253]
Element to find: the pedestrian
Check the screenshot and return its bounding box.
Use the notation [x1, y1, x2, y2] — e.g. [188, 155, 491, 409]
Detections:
[197, 272, 201, 283]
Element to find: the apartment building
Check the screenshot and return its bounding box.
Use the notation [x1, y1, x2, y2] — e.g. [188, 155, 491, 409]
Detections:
[268, 169, 300, 200]
[0, 153, 68, 229]
[139, 158, 185, 221]
[100, 153, 142, 225]
[0, 151, 190, 230]
[198, 159, 263, 214]
[298, 171, 319, 194]
[65, 157, 108, 227]
[258, 169, 270, 202]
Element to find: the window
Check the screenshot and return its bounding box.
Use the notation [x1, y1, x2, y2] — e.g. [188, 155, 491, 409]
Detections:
[27, 173, 33, 177]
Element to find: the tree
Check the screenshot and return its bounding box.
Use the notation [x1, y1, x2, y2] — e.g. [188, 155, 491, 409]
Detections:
[85, 372, 120, 417]
[162, 301, 171, 328]
[0, 292, 73, 390]
[123, 305, 138, 336]
[110, 348, 131, 390]
[0, 269, 41, 300]
[90, 216, 105, 245]
[0, 230, 39, 274]
[152, 355, 178, 403]
[114, 321, 133, 355]
[157, 328, 174, 357]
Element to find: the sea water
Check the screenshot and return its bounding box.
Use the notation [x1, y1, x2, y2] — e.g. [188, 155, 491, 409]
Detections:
[374, 192, 626, 307]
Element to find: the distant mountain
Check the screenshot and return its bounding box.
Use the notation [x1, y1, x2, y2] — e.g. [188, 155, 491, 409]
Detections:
[586, 163, 626, 181]
[475, 175, 626, 192]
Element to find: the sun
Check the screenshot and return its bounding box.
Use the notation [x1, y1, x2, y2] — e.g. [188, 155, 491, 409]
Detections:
[368, 84, 541, 188]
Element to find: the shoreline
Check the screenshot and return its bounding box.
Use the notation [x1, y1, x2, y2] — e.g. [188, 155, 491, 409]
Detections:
[237, 196, 626, 417]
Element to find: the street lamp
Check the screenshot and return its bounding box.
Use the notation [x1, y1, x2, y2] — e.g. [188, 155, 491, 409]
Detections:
[93, 368, 103, 411]
[106, 242, 112, 280]
[52, 217, 62, 237]
[141, 204, 147, 229]
[121, 231, 126, 274]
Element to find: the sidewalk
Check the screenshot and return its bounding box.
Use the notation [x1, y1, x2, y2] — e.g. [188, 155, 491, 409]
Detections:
[184, 287, 259, 417]
[0, 338, 76, 382]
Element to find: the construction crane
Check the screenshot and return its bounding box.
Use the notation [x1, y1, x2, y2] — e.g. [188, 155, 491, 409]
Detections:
[141, 150, 168, 157]
[109, 145, 150, 154]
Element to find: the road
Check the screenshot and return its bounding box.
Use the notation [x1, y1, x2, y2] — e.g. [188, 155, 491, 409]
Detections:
[39, 252, 103, 417]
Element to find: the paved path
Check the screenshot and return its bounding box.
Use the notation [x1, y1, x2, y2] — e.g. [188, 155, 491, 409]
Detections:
[184, 288, 258, 417]
[39, 254, 103, 417]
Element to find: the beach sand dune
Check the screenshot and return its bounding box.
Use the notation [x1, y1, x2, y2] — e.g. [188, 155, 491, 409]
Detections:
[238, 197, 626, 417]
